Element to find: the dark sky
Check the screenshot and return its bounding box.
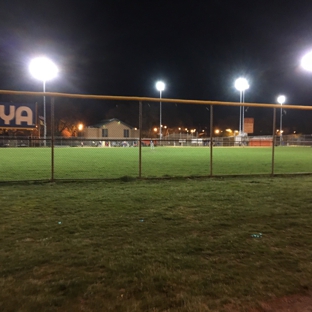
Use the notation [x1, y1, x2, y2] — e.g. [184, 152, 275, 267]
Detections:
[1, 0, 312, 132]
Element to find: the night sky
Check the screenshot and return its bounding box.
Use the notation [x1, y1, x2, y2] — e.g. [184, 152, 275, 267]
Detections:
[1, 0, 312, 133]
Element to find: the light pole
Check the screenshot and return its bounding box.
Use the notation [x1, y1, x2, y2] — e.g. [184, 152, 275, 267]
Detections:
[77, 123, 84, 147]
[156, 81, 165, 141]
[78, 123, 84, 137]
[29, 57, 58, 146]
[277, 95, 286, 146]
[234, 77, 249, 135]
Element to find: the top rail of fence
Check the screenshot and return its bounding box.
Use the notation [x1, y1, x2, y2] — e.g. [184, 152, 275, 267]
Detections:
[1, 90, 312, 110]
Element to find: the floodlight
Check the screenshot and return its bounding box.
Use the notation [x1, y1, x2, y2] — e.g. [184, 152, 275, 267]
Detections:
[301, 51, 312, 72]
[29, 57, 58, 82]
[234, 77, 249, 91]
[277, 95, 286, 105]
[156, 81, 165, 92]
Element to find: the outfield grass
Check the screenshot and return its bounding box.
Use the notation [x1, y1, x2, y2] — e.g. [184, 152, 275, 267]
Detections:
[0, 146, 312, 181]
[1, 176, 312, 311]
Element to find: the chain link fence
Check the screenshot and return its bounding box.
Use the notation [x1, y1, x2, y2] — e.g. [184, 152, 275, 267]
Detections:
[1, 93, 312, 181]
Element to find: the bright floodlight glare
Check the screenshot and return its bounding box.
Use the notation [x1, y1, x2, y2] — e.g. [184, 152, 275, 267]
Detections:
[277, 95, 286, 105]
[234, 77, 249, 91]
[29, 57, 58, 81]
[301, 51, 312, 72]
[156, 81, 165, 91]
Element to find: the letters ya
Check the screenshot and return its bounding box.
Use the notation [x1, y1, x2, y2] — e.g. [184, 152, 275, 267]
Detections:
[0, 105, 34, 126]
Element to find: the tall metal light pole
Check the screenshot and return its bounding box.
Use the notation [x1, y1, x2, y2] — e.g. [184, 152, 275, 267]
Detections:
[234, 78, 249, 135]
[29, 57, 58, 146]
[156, 81, 165, 141]
[277, 95, 286, 146]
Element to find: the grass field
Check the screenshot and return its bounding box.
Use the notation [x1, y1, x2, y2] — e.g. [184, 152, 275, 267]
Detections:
[1, 176, 312, 311]
[1, 146, 312, 181]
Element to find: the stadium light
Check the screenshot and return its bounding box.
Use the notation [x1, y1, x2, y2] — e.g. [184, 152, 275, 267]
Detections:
[277, 95, 286, 146]
[78, 123, 84, 138]
[78, 123, 83, 131]
[29, 57, 58, 146]
[234, 77, 249, 135]
[156, 81, 165, 141]
[301, 51, 312, 72]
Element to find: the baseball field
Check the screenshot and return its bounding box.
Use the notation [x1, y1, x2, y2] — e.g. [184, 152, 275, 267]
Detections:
[1, 146, 312, 181]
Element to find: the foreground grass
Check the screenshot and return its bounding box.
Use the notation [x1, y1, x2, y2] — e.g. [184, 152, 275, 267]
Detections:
[1, 176, 312, 311]
[1, 146, 312, 181]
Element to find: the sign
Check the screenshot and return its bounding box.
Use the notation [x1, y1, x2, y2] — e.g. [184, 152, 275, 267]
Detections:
[244, 117, 254, 134]
[0, 103, 36, 129]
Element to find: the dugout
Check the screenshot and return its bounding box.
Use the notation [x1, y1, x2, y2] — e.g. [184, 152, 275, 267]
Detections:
[249, 137, 273, 146]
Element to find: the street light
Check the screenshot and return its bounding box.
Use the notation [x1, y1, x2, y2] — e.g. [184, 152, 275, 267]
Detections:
[277, 95, 286, 146]
[156, 81, 165, 141]
[301, 51, 312, 72]
[29, 57, 58, 146]
[234, 77, 249, 135]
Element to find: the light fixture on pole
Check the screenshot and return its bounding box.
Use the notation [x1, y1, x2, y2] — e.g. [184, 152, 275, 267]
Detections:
[78, 123, 84, 137]
[234, 77, 249, 135]
[29, 57, 58, 146]
[277, 95, 286, 146]
[156, 81, 165, 141]
[301, 51, 312, 72]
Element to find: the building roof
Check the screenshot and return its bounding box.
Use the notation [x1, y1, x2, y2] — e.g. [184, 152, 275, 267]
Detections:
[88, 118, 134, 129]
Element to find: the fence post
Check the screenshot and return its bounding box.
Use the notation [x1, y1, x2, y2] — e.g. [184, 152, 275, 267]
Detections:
[210, 105, 213, 177]
[51, 97, 55, 182]
[139, 101, 142, 178]
[271, 108, 276, 176]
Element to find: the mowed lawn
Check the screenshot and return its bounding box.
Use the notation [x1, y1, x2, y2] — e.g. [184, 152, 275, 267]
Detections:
[0, 146, 312, 181]
[1, 176, 312, 311]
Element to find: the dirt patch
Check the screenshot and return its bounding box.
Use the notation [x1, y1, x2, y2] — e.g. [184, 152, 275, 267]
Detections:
[250, 292, 312, 312]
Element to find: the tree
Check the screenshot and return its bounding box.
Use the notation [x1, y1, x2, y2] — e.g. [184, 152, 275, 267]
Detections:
[53, 99, 85, 136]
